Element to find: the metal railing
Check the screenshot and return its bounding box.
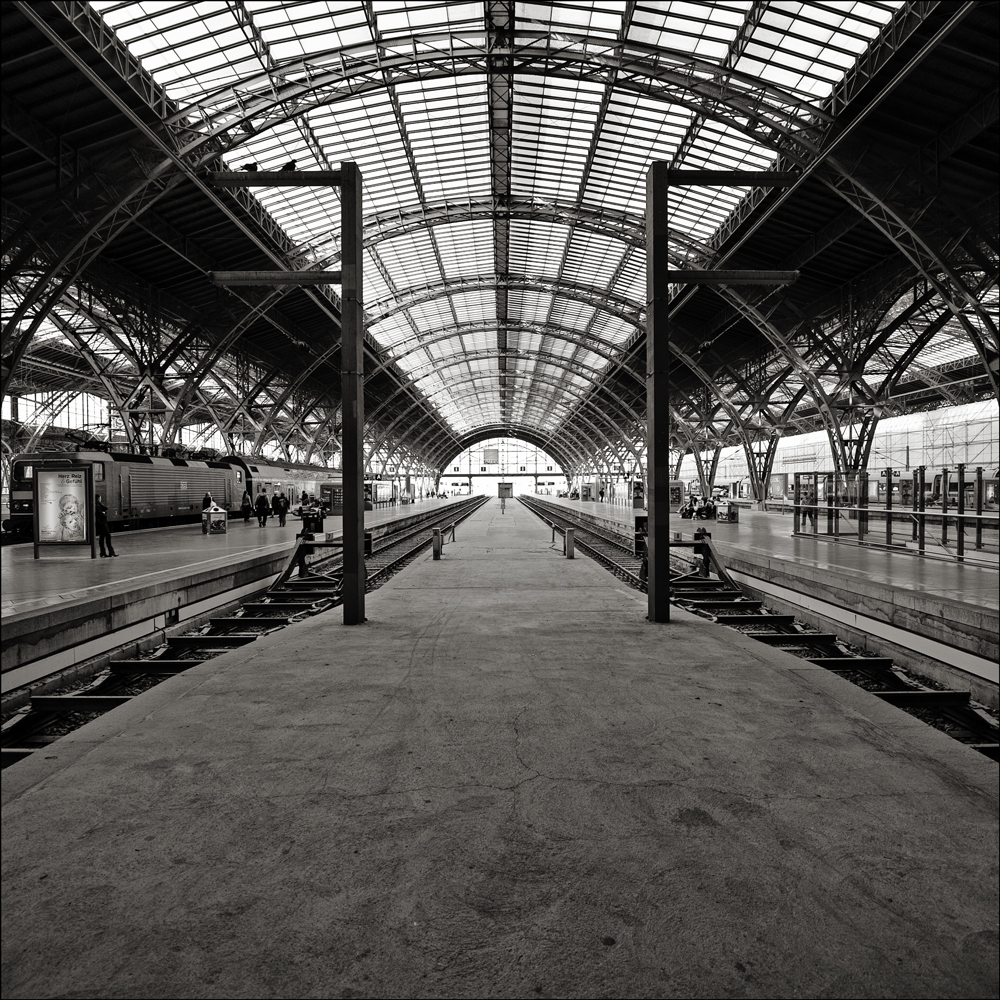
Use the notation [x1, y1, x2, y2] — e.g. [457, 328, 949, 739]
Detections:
[432, 523, 456, 559]
[792, 467, 999, 563]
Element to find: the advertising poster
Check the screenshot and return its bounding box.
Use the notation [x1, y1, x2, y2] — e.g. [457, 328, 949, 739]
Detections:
[36, 469, 90, 544]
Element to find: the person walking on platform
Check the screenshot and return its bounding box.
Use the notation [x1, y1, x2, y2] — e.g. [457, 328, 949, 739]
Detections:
[95, 494, 117, 557]
[804, 488, 817, 527]
[255, 492, 270, 527]
[240, 489, 253, 523]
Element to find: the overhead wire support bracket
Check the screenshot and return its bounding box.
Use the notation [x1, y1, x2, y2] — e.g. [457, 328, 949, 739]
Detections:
[209, 162, 366, 627]
[645, 163, 801, 623]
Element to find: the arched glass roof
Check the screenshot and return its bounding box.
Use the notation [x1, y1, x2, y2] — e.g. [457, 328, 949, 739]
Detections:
[88, 0, 905, 443]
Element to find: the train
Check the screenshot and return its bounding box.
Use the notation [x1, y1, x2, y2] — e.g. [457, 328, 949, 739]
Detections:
[5, 450, 343, 537]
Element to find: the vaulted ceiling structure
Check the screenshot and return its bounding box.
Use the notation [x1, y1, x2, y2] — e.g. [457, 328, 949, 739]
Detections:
[2, 1, 997, 480]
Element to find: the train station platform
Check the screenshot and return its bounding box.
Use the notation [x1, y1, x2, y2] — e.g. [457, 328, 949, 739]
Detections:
[542, 497, 999, 707]
[1, 497, 462, 692]
[3, 497, 997, 999]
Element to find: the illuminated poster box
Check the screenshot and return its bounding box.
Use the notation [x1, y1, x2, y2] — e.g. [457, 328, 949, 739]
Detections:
[33, 464, 96, 559]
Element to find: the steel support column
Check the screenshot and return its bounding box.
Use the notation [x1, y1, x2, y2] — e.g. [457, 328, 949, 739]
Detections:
[646, 163, 672, 622]
[341, 162, 366, 625]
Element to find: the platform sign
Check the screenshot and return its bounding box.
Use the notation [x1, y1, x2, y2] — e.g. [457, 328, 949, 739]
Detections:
[320, 483, 344, 515]
[497, 482, 513, 498]
[33, 464, 96, 559]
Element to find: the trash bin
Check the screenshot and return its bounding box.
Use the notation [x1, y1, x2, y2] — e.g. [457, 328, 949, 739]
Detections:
[202, 503, 228, 534]
[301, 507, 324, 535]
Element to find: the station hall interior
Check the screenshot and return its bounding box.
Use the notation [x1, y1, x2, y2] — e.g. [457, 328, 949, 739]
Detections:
[1, 2, 998, 999]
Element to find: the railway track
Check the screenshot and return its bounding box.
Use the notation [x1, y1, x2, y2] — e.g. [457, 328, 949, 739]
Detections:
[1, 497, 488, 767]
[519, 496, 999, 761]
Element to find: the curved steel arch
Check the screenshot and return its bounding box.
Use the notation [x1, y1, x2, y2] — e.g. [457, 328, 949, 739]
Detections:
[365, 199, 646, 253]
[375, 349, 645, 432]
[818, 163, 999, 396]
[367, 364, 642, 459]
[361, 198, 713, 263]
[369, 384, 618, 474]
[17, 1, 978, 466]
[371, 393, 588, 473]
[431, 426, 581, 477]
[367, 274, 643, 332]
[166, 35, 828, 166]
[366, 320, 639, 383]
[369, 375, 616, 474]
[426, 423, 589, 476]
[412, 374, 639, 471]
[382, 378, 640, 476]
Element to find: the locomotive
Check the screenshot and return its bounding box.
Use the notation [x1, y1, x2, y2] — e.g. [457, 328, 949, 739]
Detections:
[6, 450, 343, 537]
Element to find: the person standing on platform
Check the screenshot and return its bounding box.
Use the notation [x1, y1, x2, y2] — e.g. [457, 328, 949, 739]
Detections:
[599, 486, 605, 502]
[241, 488, 253, 523]
[272, 492, 288, 527]
[95, 494, 117, 557]
[255, 492, 270, 527]
[202, 491, 213, 511]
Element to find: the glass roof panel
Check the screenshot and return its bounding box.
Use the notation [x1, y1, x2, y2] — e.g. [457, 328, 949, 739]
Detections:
[509, 220, 572, 279]
[397, 76, 493, 202]
[452, 290, 497, 327]
[435, 221, 496, 280]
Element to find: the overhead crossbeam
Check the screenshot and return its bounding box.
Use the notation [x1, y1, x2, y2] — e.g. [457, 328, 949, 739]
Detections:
[670, 270, 798, 284]
[209, 271, 343, 285]
[663, 170, 799, 186]
[208, 170, 343, 186]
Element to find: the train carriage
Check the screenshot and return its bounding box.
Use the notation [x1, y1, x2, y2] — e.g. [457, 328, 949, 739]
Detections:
[6, 451, 343, 537]
[224, 456, 343, 512]
[8, 451, 240, 533]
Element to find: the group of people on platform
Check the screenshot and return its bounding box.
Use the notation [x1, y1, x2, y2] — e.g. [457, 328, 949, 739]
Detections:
[678, 495, 718, 520]
[237, 490, 290, 527]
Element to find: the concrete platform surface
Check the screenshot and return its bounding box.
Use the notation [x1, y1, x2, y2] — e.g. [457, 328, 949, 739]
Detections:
[2, 498, 998, 999]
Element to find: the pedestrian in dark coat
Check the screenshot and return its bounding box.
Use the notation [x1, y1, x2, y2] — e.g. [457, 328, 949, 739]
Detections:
[255, 492, 270, 527]
[241, 489, 253, 523]
[95, 494, 117, 557]
[202, 492, 213, 510]
[273, 492, 288, 527]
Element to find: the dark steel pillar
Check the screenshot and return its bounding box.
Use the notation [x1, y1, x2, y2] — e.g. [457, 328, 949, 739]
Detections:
[646, 162, 671, 622]
[341, 162, 366, 625]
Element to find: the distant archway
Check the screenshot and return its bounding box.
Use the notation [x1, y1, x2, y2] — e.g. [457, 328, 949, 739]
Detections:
[441, 437, 567, 497]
